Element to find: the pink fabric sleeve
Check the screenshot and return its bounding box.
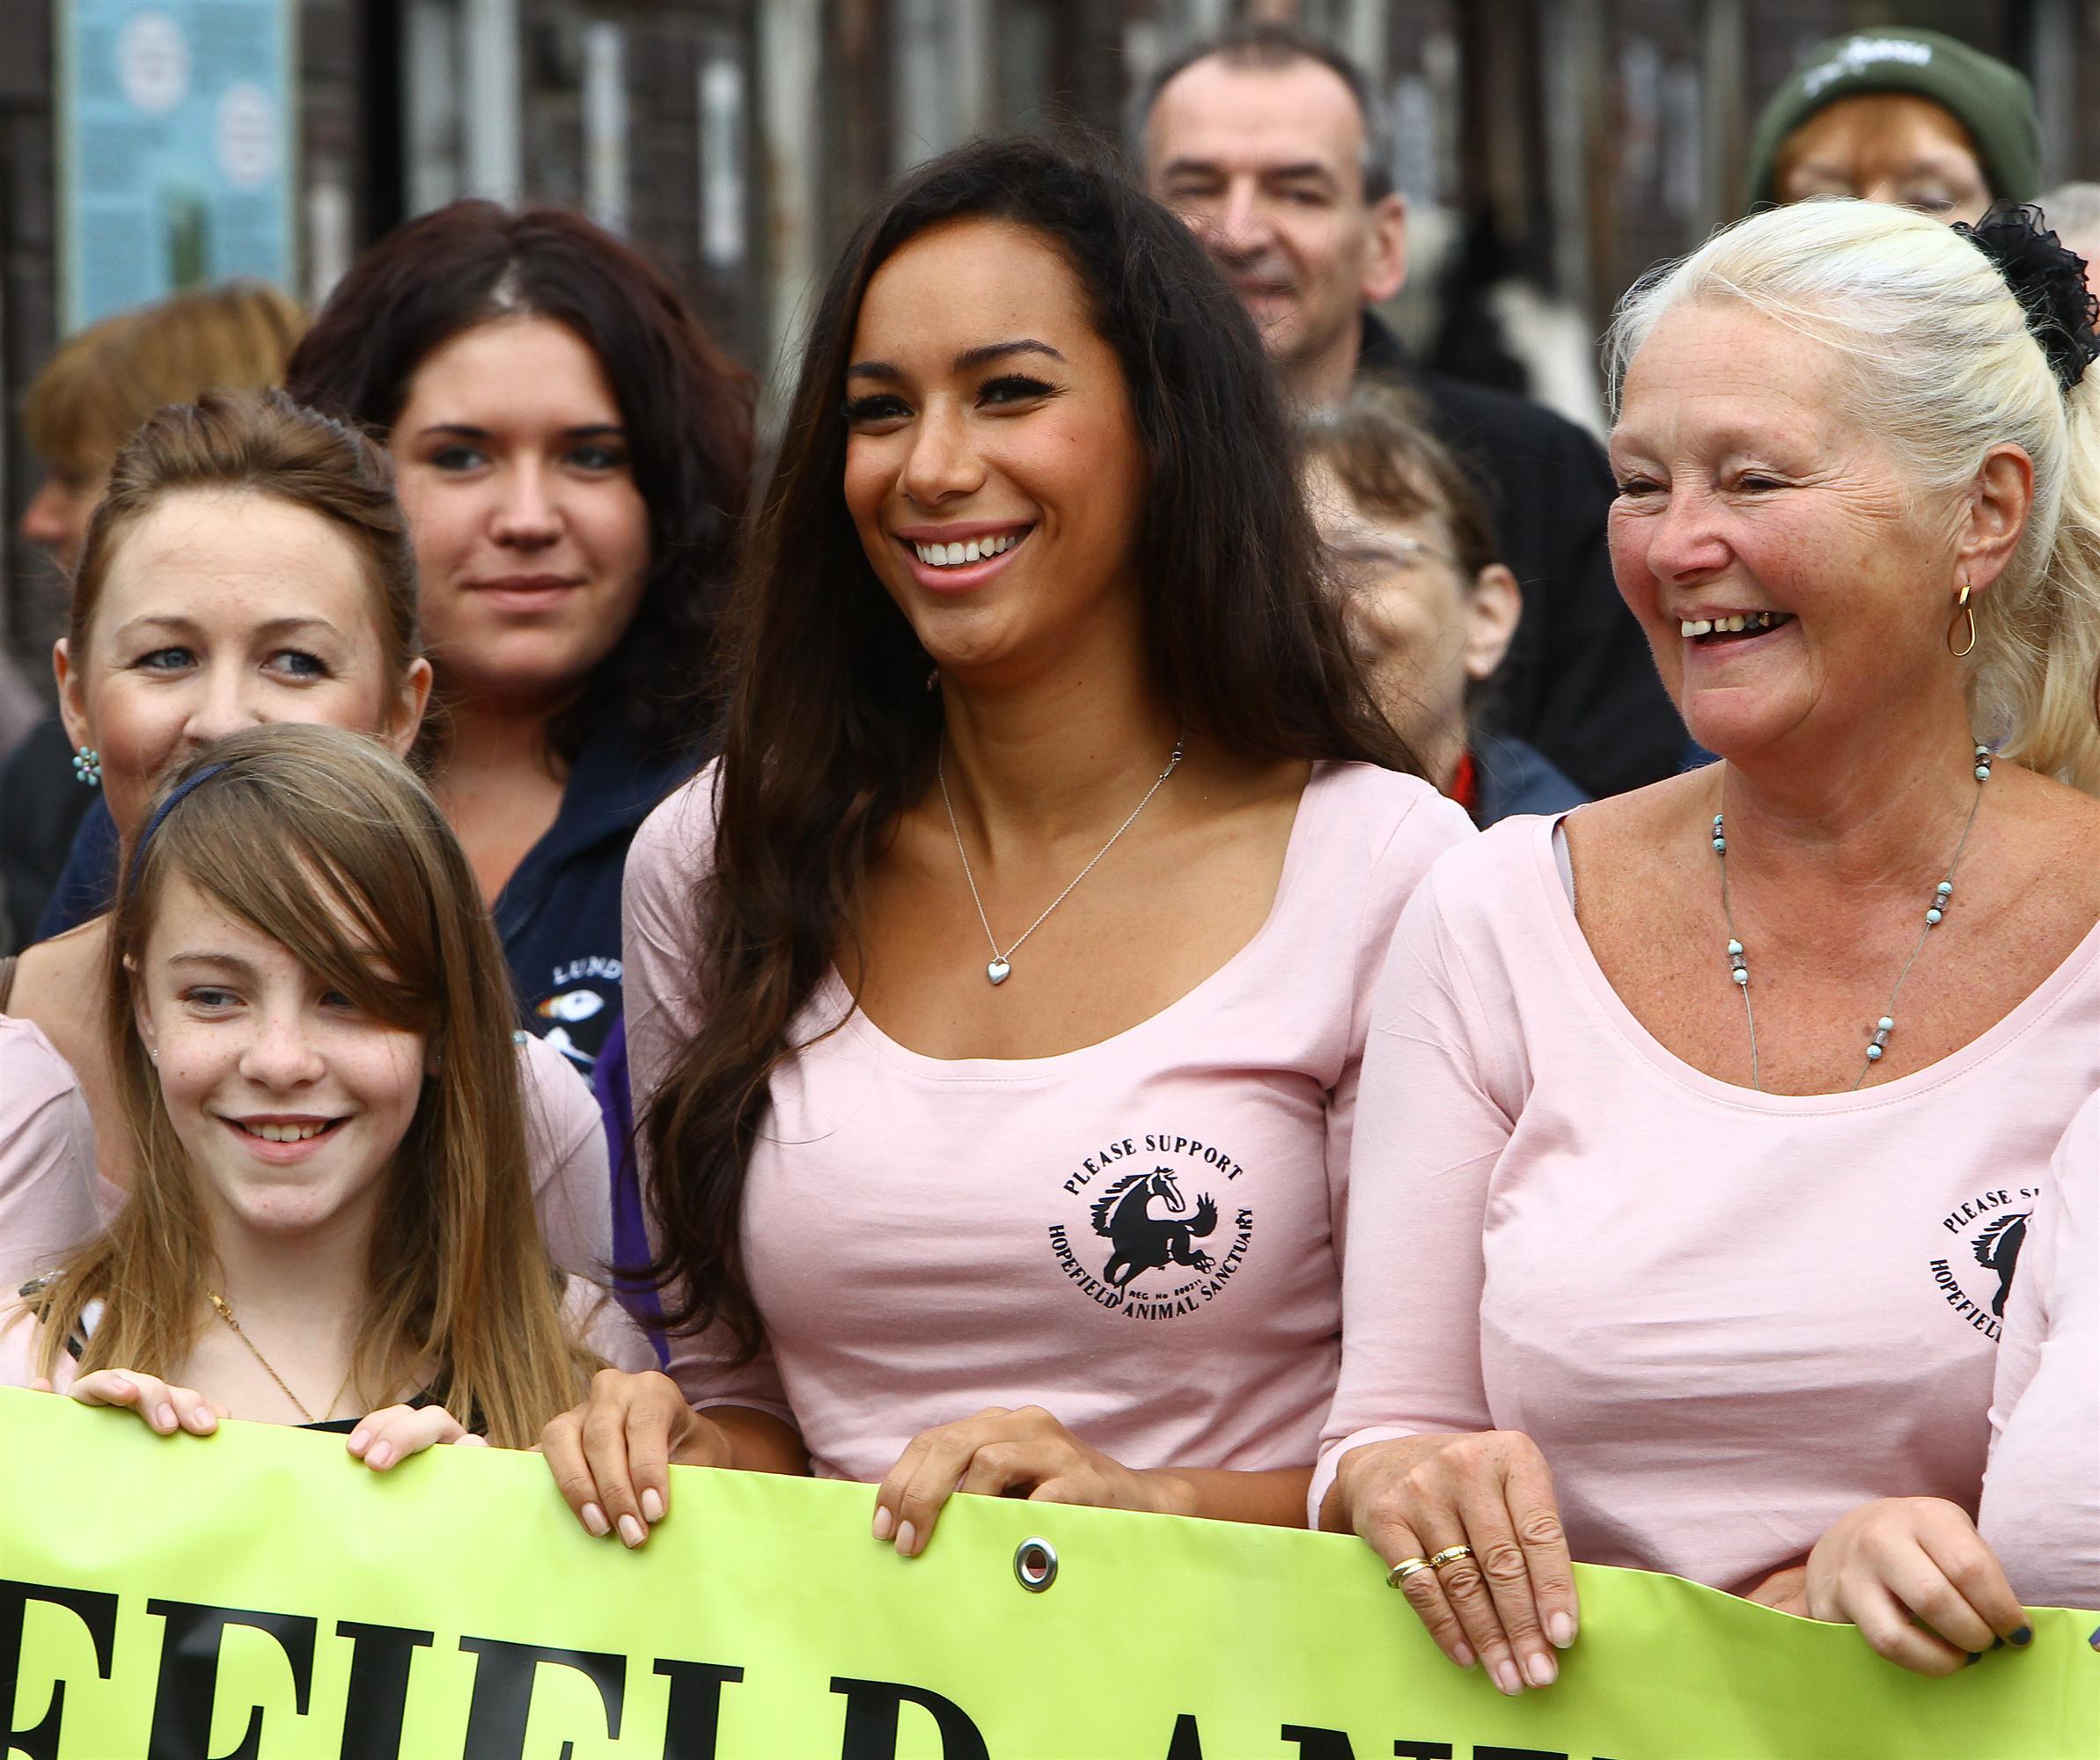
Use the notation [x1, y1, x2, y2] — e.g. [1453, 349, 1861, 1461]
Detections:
[518, 1032, 611, 1280]
[622, 771, 796, 1425]
[0, 1018, 98, 1290]
[560, 1274, 657, 1374]
[1310, 854, 1511, 1524]
[1986, 1186, 2051, 1460]
[1322, 796, 1478, 1272]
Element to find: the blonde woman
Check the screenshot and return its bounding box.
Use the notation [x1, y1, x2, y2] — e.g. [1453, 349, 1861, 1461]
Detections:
[1, 726, 646, 1448]
[0, 392, 611, 1290]
[1319, 200, 2100, 1692]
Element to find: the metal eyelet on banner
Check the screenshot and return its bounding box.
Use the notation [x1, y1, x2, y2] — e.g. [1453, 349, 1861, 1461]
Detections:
[1013, 1537, 1058, 1593]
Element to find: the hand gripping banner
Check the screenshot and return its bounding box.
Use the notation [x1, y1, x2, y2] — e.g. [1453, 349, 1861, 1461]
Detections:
[3, 1390, 2096, 1758]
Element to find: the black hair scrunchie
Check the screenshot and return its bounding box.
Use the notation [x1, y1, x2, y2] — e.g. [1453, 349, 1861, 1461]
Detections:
[1953, 202, 2100, 394]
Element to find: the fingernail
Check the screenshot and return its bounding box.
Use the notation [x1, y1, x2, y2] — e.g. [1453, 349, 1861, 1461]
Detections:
[872, 1505, 894, 1542]
[1966, 1649, 1985, 1668]
[191, 1407, 216, 1433]
[641, 1488, 665, 1523]
[1524, 1650, 1557, 1688]
[366, 1441, 394, 1470]
[2087, 1624, 2098, 1651]
[582, 1502, 610, 1536]
[348, 1427, 370, 1454]
[156, 1403, 177, 1431]
[2010, 1625, 2032, 1648]
[1451, 1642, 1475, 1669]
[618, 1514, 646, 1548]
[1547, 1611, 1577, 1649]
[1492, 1659, 1524, 1696]
[896, 1520, 916, 1558]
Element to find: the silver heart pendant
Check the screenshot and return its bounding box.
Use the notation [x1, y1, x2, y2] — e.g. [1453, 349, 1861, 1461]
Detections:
[987, 957, 1011, 986]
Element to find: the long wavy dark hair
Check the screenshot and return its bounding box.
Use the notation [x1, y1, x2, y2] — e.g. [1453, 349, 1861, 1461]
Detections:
[284, 202, 753, 762]
[646, 136, 1413, 1357]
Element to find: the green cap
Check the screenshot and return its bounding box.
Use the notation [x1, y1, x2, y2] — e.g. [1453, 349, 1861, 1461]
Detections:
[1745, 28, 2039, 209]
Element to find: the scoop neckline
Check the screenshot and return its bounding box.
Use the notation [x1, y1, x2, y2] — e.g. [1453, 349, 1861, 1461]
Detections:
[1530, 812, 2100, 1115]
[816, 761, 1343, 1080]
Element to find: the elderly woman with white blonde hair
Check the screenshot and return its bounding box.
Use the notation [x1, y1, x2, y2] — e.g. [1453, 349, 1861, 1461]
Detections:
[1316, 197, 2100, 1696]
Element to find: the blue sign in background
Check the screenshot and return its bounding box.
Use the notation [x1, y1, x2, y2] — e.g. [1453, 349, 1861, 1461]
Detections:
[58, 0, 297, 331]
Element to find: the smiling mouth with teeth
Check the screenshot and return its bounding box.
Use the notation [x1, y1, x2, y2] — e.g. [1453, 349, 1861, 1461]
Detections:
[236, 1118, 341, 1143]
[1680, 611, 1793, 642]
[912, 532, 1023, 568]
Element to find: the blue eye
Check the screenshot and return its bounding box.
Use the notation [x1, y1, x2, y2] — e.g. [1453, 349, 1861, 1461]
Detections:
[136, 647, 195, 671]
[268, 649, 330, 679]
[184, 986, 239, 1010]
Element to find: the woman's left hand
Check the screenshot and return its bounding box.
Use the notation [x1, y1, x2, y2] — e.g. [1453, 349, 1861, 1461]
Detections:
[871, 1405, 1193, 1557]
[346, 1404, 490, 1471]
[1805, 1497, 2029, 1674]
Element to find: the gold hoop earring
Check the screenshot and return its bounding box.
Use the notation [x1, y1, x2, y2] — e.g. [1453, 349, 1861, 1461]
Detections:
[1948, 583, 1977, 658]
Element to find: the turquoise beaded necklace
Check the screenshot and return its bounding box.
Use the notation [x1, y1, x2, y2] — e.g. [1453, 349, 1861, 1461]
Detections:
[1714, 742, 1993, 1092]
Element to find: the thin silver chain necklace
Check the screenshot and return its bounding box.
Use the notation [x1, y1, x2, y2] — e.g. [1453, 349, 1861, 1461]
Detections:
[1713, 741, 1992, 1092]
[937, 731, 1186, 986]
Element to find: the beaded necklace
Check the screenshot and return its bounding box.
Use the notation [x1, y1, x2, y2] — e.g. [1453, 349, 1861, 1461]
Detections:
[1713, 742, 1992, 1092]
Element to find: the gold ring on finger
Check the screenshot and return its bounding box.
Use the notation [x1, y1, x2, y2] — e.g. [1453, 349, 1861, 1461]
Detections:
[1428, 1544, 1474, 1569]
[1385, 1555, 1434, 1588]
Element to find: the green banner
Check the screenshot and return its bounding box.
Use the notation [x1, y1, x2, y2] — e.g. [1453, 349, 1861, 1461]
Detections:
[2, 1388, 2094, 1757]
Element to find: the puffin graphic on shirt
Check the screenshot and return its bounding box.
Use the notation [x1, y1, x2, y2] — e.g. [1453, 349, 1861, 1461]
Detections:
[1046, 1129, 1256, 1321]
[528, 954, 623, 1067]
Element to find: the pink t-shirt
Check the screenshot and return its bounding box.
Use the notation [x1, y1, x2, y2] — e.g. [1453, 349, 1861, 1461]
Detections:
[1316, 814, 2100, 1592]
[1979, 1090, 2099, 1609]
[625, 759, 1473, 1483]
[0, 1029, 612, 1287]
[0, 1017, 97, 1289]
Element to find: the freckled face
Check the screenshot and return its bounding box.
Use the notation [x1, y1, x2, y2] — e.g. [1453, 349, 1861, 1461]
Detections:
[56, 491, 428, 840]
[841, 217, 1150, 683]
[132, 876, 426, 1245]
[391, 316, 651, 712]
[1607, 303, 1956, 757]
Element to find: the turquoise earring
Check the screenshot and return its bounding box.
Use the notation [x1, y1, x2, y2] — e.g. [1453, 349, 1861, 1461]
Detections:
[70, 747, 101, 787]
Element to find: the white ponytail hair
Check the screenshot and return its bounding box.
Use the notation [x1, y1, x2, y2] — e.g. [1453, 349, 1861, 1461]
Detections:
[1606, 199, 2100, 794]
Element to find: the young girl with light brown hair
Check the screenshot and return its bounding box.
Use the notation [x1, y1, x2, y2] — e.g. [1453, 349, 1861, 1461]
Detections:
[0, 725, 644, 1453]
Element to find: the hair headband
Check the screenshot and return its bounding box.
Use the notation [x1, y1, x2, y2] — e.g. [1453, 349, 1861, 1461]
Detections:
[1952, 202, 2100, 394]
[128, 762, 229, 891]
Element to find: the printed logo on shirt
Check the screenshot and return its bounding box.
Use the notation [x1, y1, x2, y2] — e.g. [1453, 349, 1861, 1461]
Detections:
[1924, 1184, 2037, 1341]
[1045, 1131, 1255, 1320]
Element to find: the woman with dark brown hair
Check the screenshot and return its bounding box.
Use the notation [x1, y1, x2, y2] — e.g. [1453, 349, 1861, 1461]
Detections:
[540, 137, 1472, 1553]
[275, 202, 753, 1074]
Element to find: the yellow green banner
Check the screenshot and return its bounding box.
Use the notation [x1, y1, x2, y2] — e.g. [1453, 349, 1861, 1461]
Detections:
[3, 1388, 2095, 1757]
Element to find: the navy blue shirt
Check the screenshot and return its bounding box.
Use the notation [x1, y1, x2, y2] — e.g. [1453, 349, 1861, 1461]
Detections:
[493, 722, 697, 1074]
[33, 722, 695, 1077]
[1471, 733, 1590, 827]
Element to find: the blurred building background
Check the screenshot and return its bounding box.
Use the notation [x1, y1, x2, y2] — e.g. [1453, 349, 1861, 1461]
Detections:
[4, 0, 2097, 678]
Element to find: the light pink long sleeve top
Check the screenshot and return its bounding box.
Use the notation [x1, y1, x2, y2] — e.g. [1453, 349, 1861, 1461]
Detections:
[1316, 815, 2100, 1592]
[0, 1017, 98, 1288]
[624, 760, 1472, 1484]
[1979, 1090, 2100, 1609]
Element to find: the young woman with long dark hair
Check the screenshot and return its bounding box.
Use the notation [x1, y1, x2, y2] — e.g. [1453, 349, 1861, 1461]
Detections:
[282, 202, 753, 1074]
[540, 138, 1472, 1553]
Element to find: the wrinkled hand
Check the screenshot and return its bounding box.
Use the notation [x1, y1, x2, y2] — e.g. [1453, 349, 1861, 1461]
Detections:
[346, 1404, 488, 1471]
[1805, 1498, 2030, 1675]
[1333, 1430, 1577, 1697]
[60, 1369, 225, 1436]
[871, 1405, 1192, 1558]
[540, 1369, 730, 1548]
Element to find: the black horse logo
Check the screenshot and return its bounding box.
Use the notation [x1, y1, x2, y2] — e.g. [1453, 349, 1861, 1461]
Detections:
[1972, 1211, 2030, 1317]
[1090, 1167, 1218, 1289]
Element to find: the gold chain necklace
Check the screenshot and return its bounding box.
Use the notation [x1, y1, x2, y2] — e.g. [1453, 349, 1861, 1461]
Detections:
[205, 1291, 356, 1424]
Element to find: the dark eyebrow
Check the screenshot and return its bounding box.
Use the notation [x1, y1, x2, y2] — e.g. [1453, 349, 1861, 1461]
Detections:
[1265, 162, 1339, 184]
[848, 340, 1066, 385]
[1158, 157, 1223, 183]
[413, 422, 625, 440]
